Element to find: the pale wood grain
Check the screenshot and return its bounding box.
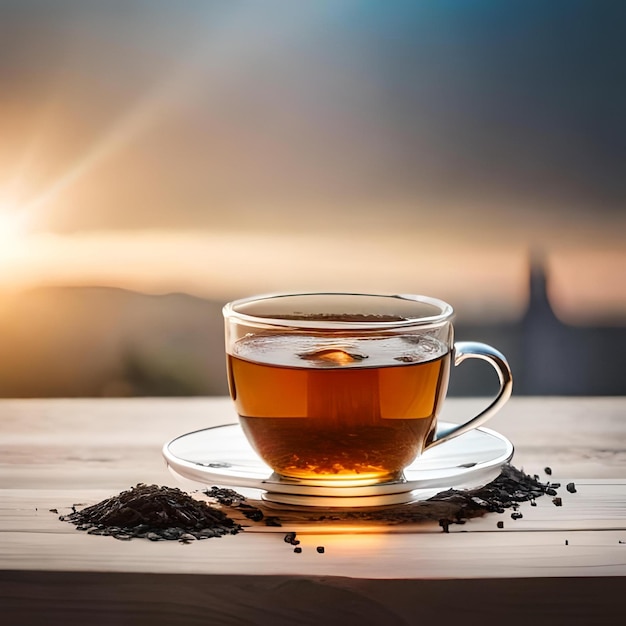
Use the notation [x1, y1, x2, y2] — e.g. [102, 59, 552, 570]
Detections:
[1, 515, 625, 578]
[1, 397, 624, 490]
[0, 398, 626, 578]
[0, 398, 624, 624]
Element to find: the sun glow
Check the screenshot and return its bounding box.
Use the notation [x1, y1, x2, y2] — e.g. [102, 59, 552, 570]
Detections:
[0, 205, 24, 243]
[0, 202, 29, 252]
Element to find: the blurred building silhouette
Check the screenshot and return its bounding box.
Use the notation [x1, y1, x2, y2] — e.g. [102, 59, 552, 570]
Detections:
[449, 261, 626, 396]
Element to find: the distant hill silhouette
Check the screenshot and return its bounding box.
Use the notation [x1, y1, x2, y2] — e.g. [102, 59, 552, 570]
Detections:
[0, 287, 227, 397]
[0, 267, 624, 398]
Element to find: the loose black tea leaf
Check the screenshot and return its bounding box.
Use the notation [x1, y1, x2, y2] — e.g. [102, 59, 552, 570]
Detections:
[59, 483, 241, 541]
[316, 546, 325, 554]
[238, 503, 264, 522]
[58, 465, 556, 540]
[333, 464, 552, 528]
[544, 467, 552, 475]
[205, 486, 271, 525]
[204, 486, 246, 507]
[566, 482, 577, 493]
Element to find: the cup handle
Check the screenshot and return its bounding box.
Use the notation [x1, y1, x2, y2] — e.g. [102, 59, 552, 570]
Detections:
[426, 341, 513, 450]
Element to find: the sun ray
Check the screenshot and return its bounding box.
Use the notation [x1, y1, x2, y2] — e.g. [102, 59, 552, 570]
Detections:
[0, 203, 29, 250]
[0, 23, 270, 278]
[3, 98, 59, 205]
[20, 2, 306, 221]
[16, 1, 344, 227]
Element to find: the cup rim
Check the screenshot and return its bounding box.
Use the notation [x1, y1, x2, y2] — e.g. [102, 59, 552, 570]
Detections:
[223, 292, 454, 330]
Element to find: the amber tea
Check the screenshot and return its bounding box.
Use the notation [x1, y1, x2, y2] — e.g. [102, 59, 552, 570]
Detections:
[223, 292, 512, 486]
[228, 333, 450, 482]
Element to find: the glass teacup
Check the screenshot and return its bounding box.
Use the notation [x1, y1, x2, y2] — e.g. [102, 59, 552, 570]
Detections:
[224, 293, 512, 485]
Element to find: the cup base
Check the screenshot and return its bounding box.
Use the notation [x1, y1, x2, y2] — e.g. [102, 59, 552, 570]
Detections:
[268, 470, 406, 489]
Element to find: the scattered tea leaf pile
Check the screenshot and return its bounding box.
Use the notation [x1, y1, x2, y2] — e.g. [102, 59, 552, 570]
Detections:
[206, 464, 561, 531]
[343, 464, 564, 529]
[59, 483, 241, 541]
[59, 465, 568, 540]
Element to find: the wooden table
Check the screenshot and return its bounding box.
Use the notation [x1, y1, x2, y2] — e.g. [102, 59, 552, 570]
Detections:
[1, 397, 624, 625]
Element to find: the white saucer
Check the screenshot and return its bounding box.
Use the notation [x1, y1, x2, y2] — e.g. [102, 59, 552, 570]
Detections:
[163, 422, 514, 507]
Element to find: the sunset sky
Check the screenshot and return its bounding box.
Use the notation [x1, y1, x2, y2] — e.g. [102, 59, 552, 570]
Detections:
[0, 1, 624, 323]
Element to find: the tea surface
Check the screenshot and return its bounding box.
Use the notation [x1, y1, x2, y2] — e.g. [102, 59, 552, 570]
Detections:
[228, 334, 450, 481]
